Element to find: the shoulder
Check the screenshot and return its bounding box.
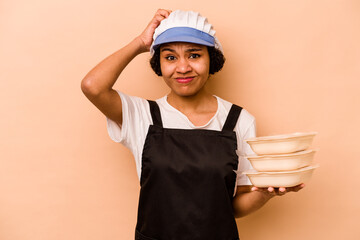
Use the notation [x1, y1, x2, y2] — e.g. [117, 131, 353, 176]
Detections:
[215, 96, 256, 137]
[112, 90, 154, 130]
[114, 90, 150, 109]
[216, 96, 255, 124]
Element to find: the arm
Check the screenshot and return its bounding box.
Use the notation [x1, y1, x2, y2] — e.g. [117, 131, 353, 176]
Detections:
[232, 184, 305, 218]
[80, 9, 171, 124]
[232, 185, 273, 218]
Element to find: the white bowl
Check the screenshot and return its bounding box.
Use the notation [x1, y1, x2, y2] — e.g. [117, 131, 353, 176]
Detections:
[246, 149, 316, 172]
[243, 165, 319, 187]
[245, 132, 317, 155]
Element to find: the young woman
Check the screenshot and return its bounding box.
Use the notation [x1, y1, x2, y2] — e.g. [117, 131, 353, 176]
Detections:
[81, 9, 304, 240]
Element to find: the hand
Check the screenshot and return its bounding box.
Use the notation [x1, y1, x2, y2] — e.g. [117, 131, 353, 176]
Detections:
[136, 9, 172, 52]
[251, 183, 305, 198]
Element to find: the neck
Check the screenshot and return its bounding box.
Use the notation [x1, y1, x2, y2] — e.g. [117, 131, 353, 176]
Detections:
[167, 89, 216, 113]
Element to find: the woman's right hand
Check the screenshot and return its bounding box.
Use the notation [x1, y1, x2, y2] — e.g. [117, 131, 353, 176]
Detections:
[81, 9, 172, 125]
[137, 9, 172, 52]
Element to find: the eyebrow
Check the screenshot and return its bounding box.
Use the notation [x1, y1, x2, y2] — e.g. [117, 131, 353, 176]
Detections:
[161, 48, 175, 53]
[186, 48, 203, 52]
[161, 48, 203, 53]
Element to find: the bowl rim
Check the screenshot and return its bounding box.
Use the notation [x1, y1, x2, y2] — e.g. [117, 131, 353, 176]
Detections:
[246, 149, 317, 160]
[245, 132, 318, 143]
[243, 164, 319, 175]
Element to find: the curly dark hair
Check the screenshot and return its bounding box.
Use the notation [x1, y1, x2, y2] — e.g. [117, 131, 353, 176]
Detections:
[150, 46, 225, 76]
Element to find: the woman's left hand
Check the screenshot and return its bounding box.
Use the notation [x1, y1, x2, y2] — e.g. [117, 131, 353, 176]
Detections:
[251, 183, 305, 198]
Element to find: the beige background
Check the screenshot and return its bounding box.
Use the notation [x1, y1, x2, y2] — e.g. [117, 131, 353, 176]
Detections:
[1, 0, 359, 239]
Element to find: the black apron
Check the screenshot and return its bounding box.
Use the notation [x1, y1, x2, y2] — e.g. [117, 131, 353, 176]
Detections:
[135, 100, 242, 240]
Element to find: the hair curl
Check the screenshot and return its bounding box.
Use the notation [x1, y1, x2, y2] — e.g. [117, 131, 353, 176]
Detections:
[150, 46, 225, 76]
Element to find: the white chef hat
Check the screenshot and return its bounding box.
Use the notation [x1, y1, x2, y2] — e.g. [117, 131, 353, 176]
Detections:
[150, 10, 223, 56]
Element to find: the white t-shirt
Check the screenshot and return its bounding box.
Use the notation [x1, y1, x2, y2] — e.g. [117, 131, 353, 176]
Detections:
[106, 90, 256, 195]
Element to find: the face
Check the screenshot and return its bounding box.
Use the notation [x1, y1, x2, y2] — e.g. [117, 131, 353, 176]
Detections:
[159, 42, 210, 98]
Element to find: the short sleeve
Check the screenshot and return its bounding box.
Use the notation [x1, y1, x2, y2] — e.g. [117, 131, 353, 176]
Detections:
[105, 90, 151, 150]
[235, 115, 256, 186]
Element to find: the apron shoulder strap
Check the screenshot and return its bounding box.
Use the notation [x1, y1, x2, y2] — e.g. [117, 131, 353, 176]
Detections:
[222, 104, 243, 132]
[147, 100, 163, 127]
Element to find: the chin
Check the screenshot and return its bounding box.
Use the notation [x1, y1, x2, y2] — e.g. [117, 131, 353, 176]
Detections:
[177, 93, 202, 99]
[172, 88, 200, 98]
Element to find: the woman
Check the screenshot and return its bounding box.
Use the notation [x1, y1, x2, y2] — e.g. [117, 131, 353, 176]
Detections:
[81, 9, 304, 240]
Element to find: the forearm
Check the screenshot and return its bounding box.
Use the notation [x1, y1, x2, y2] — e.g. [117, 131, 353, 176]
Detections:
[232, 190, 273, 218]
[81, 36, 146, 95]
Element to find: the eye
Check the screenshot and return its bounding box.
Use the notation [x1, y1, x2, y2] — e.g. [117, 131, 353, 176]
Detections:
[189, 54, 200, 59]
[165, 55, 176, 61]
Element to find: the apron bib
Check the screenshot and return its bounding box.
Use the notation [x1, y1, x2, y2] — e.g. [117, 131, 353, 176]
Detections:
[135, 100, 242, 240]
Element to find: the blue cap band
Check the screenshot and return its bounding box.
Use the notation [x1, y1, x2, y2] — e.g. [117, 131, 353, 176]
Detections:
[152, 27, 215, 51]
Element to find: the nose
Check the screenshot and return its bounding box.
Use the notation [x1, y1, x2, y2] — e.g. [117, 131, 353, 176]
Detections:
[176, 57, 192, 74]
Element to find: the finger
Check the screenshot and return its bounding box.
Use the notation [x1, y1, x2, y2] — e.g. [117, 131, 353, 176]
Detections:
[153, 14, 167, 23]
[287, 183, 305, 192]
[276, 187, 287, 196]
[145, 13, 167, 33]
[149, 10, 169, 26]
[293, 183, 306, 192]
[251, 186, 270, 194]
[266, 187, 286, 196]
[155, 9, 172, 18]
[252, 186, 276, 198]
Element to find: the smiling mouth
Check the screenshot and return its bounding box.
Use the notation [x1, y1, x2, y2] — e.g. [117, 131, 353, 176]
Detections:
[175, 77, 194, 84]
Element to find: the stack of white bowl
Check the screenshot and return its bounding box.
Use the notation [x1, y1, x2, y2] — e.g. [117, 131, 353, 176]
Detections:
[243, 132, 319, 188]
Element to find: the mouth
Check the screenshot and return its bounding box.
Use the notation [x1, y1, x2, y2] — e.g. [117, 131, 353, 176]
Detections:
[175, 77, 195, 84]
